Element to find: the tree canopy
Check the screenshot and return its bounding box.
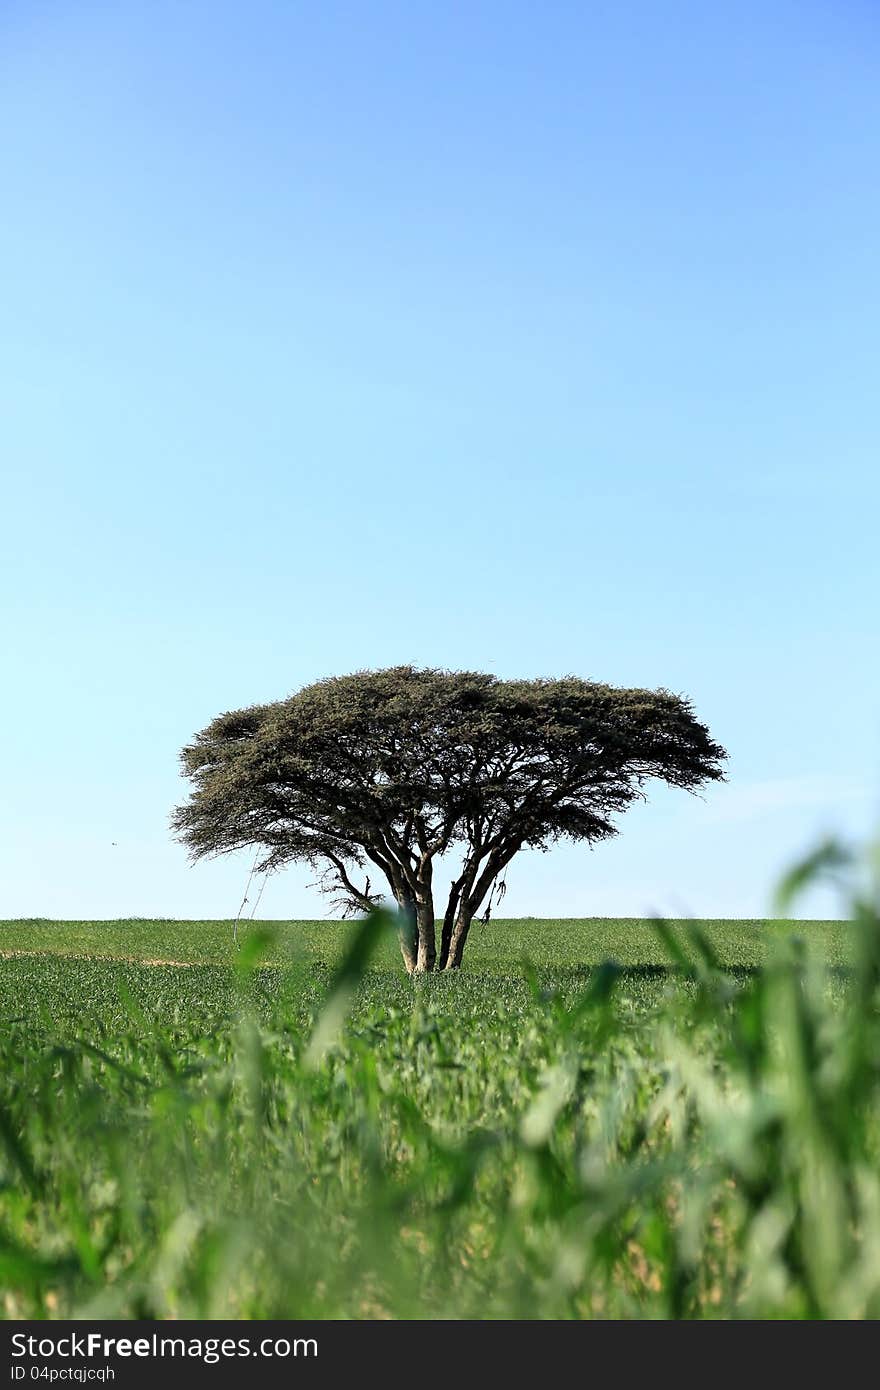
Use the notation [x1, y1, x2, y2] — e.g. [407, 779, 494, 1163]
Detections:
[172, 666, 727, 971]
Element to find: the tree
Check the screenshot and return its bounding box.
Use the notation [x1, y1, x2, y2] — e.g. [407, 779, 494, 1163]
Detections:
[172, 666, 726, 972]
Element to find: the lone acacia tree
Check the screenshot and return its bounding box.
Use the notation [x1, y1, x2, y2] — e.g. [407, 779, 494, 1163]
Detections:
[172, 667, 726, 972]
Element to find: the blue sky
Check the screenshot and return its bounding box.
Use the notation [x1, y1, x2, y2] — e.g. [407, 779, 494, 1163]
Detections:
[2, 0, 877, 922]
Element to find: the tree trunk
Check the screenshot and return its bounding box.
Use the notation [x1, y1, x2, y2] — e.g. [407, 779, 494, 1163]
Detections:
[441, 843, 518, 968]
[442, 907, 474, 970]
[397, 889, 436, 973]
[438, 879, 462, 971]
[414, 892, 436, 973]
[397, 892, 418, 974]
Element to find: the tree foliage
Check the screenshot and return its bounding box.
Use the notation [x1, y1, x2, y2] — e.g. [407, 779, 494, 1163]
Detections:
[172, 666, 726, 971]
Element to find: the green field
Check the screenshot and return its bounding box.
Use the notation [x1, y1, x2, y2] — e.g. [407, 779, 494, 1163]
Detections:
[0, 913, 856, 969]
[2, 909, 880, 1320]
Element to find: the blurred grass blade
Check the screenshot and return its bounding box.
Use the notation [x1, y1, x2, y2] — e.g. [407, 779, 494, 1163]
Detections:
[685, 922, 722, 974]
[650, 916, 693, 972]
[305, 907, 398, 1067]
[235, 926, 276, 978]
[773, 838, 852, 916]
[0, 1102, 43, 1197]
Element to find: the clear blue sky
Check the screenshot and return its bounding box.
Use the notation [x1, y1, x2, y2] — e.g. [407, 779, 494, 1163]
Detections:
[2, 1, 878, 922]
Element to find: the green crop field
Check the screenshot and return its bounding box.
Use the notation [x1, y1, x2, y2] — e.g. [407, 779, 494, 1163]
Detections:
[0, 913, 856, 969]
[2, 899, 880, 1320]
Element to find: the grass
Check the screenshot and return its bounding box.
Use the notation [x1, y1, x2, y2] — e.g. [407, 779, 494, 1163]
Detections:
[2, 858, 880, 1321]
[0, 913, 856, 968]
